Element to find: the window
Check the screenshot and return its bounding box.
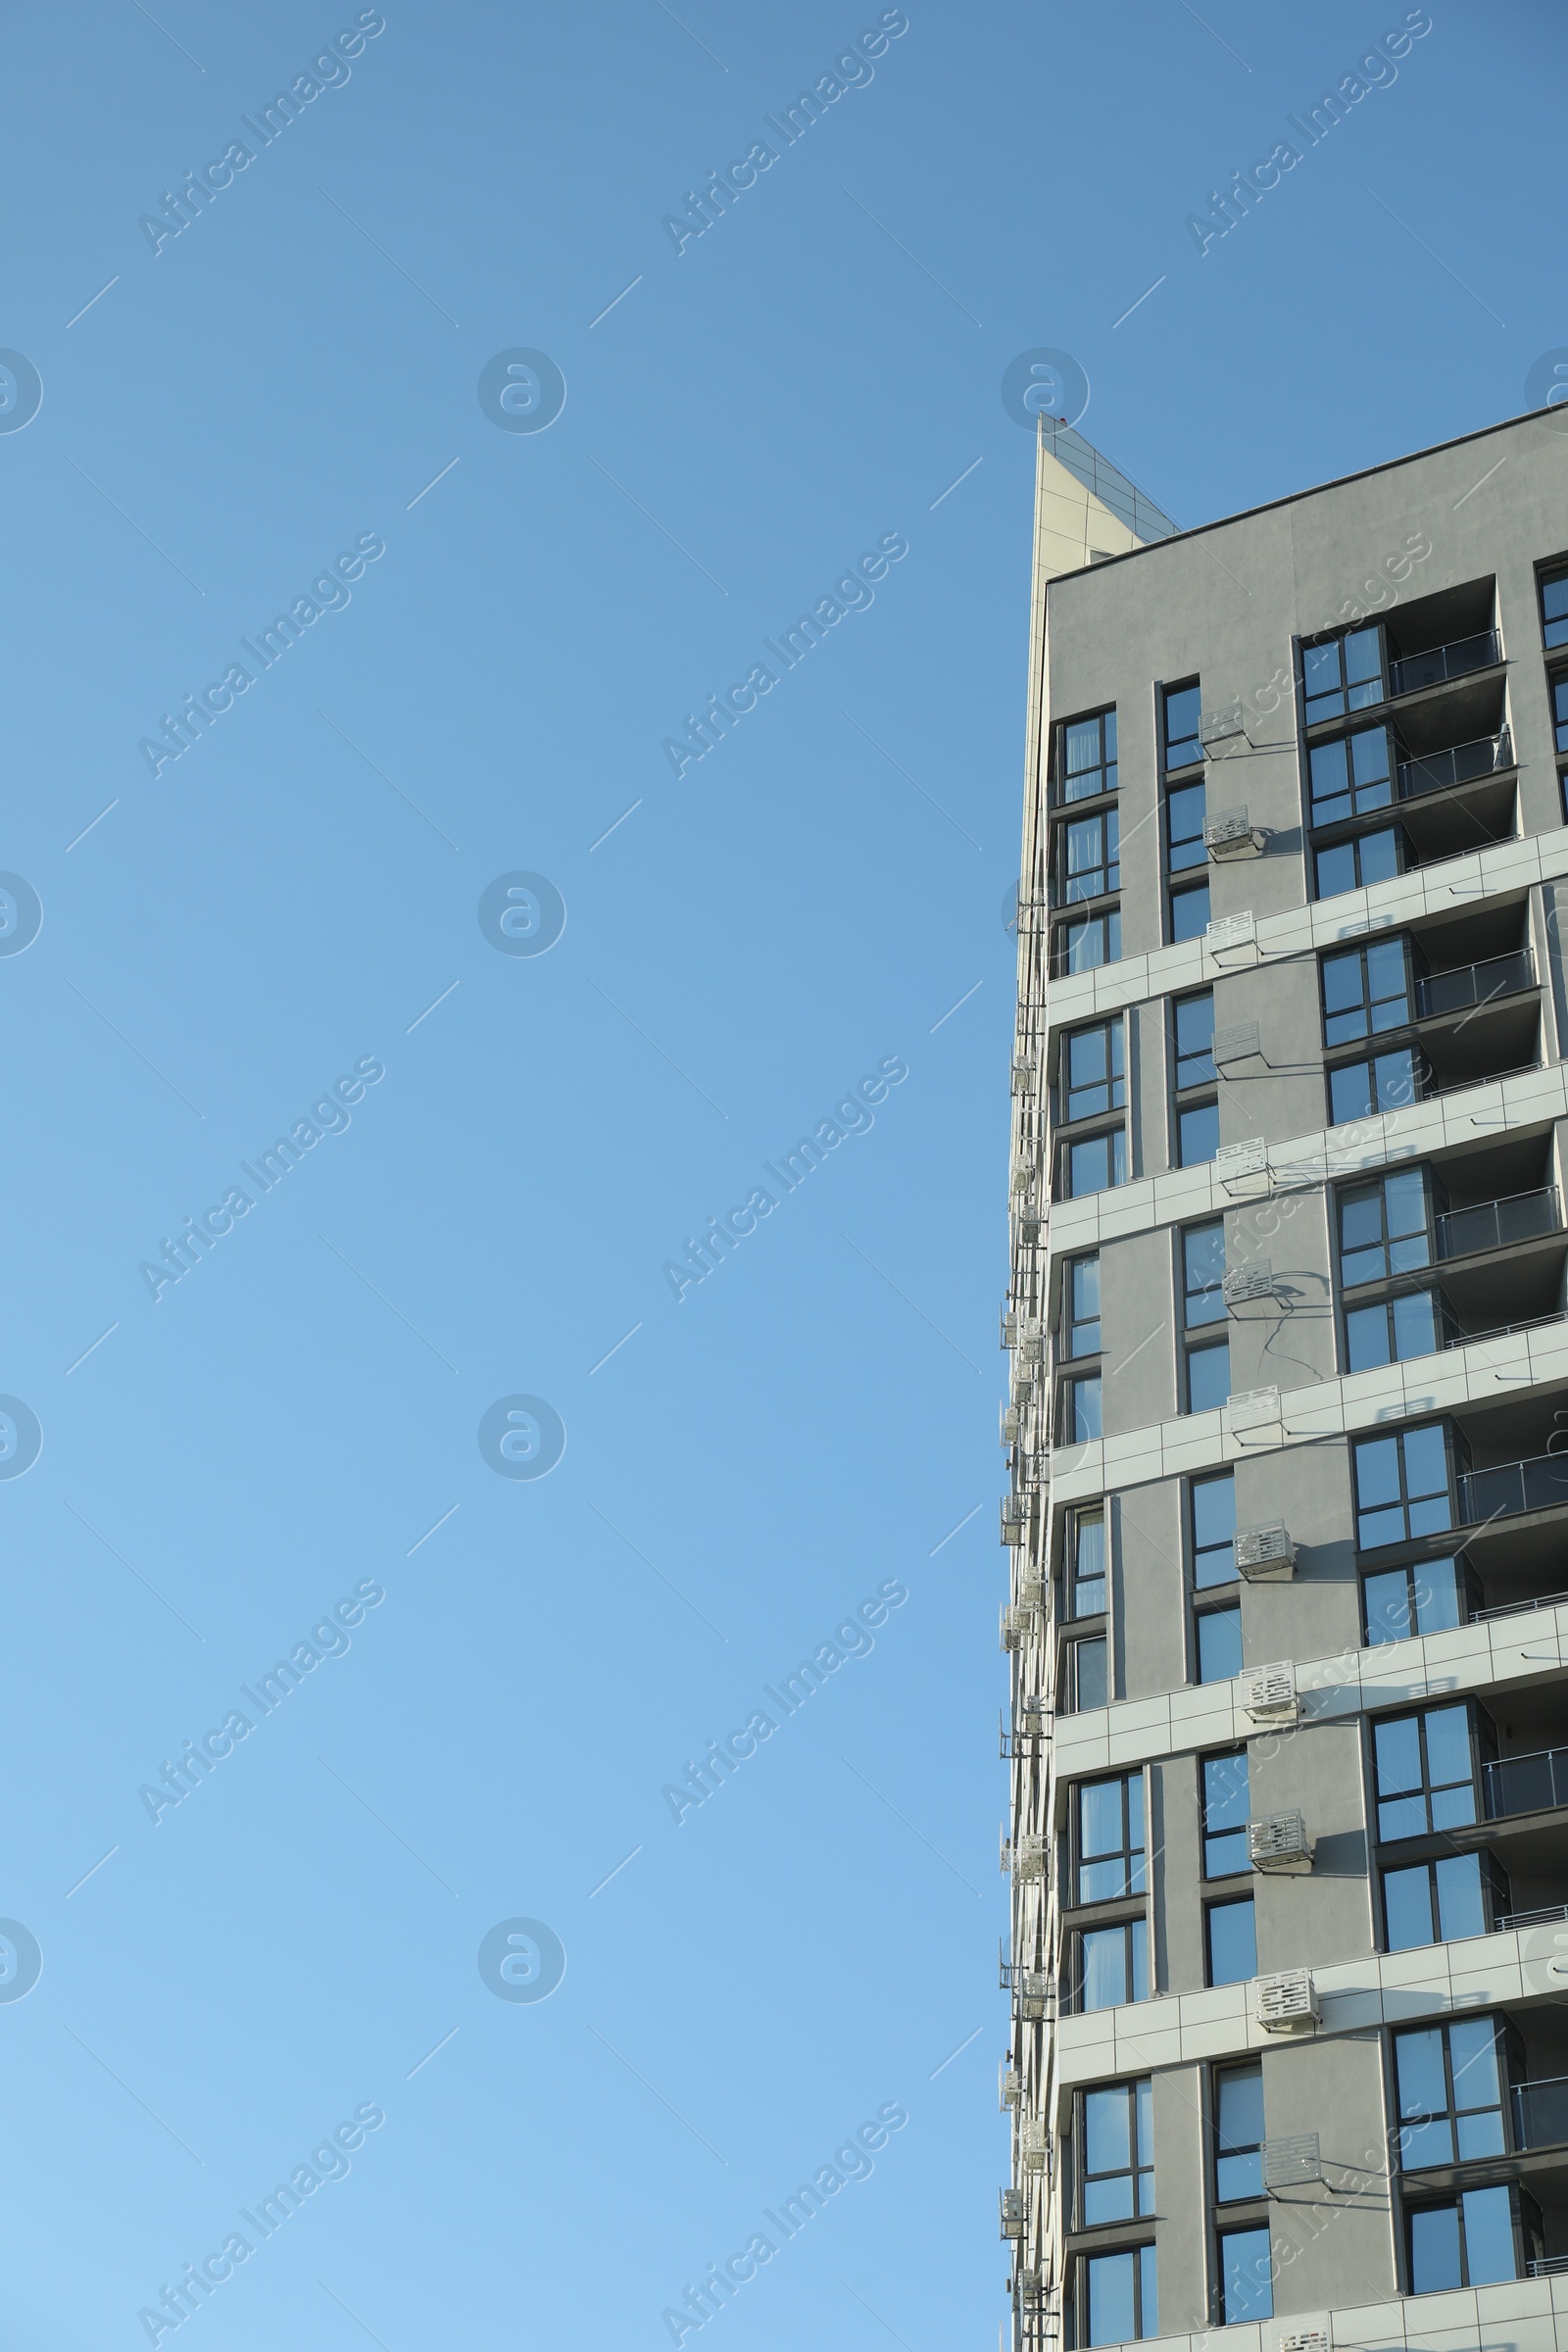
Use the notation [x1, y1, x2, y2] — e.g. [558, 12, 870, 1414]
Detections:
[1064, 1373, 1102, 1442]
[1363, 1554, 1466, 1646]
[1321, 938, 1411, 1046]
[1183, 1219, 1229, 1410]
[1173, 992, 1216, 1088]
[1178, 1102, 1220, 1167]
[1066, 1131, 1126, 1199]
[1192, 1472, 1237, 1589]
[1329, 1044, 1418, 1125]
[1076, 1918, 1148, 2011]
[1068, 1505, 1107, 1617]
[1067, 1633, 1108, 1711]
[1345, 1288, 1441, 1372]
[1076, 1774, 1146, 1902]
[1187, 1340, 1229, 1412]
[1214, 2062, 1263, 2199]
[1197, 1604, 1242, 1684]
[1352, 1424, 1453, 1547]
[1081, 2243, 1157, 2346]
[1205, 1894, 1256, 1985]
[1382, 1850, 1499, 1950]
[1079, 2078, 1154, 2224]
[1302, 623, 1384, 722]
[1062, 1021, 1125, 1120]
[1218, 2226, 1273, 2326]
[1166, 776, 1207, 874]
[1339, 1169, 1431, 1285]
[1373, 1703, 1476, 1838]
[1183, 1223, 1226, 1326]
[1202, 1751, 1250, 1877]
[1551, 672, 1568, 753]
[1315, 826, 1403, 900]
[1394, 2017, 1506, 2170]
[1060, 807, 1120, 903]
[1064, 1254, 1101, 1355]
[1308, 725, 1394, 827]
[1058, 708, 1117, 803]
[1058, 908, 1122, 972]
[1170, 877, 1210, 942]
[1541, 562, 1568, 651]
[1163, 679, 1202, 770]
[1407, 2185, 1534, 2292]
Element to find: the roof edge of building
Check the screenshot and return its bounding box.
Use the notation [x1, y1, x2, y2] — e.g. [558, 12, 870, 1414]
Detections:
[1045, 405, 1557, 587]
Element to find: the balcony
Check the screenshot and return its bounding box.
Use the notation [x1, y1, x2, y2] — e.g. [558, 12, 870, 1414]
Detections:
[1416, 947, 1535, 1020]
[1398, 724, 1514, 802]
[1486, 1745, 1568, 1822]
[1390, 627, 1502, 698]
[1515, 2079, 1568, 2153]
[1460, 1451, 1568, 1525]
[1439, 1187, 1562, 1261]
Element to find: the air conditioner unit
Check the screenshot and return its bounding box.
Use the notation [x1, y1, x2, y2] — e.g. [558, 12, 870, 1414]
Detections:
[1206, 908, 1257, 954]
[1018, 1696, 1051, 1739]
[1200, 700, 1247, 752]
[1018, 1210, 1046, 1247]
[1000, 2064, 1022, 2111]
[1214, 1019, 1262, 1065]
[1279, 2330, 1328, 2352]
[1007, 1833, 1047, 1882]
[1001, 1403, 1024, 1446]
[1242, 1661, 1299, 1725]
[1001, 1603, 1037, 1652]
[1011, 1054, 1037, 1093]
[1263, 2133, 1324, 2189]
[1205, 805, 1264, 859]
[1256, 1969, 1320, 2034]
[1236, 1521, 1297, 1582]
[1015, 1970, 1053, 2021]
[1002, 1497, 1031, 1545]
[1017, 1570, 1045, 1610]
[1227, 1386, 1283, 1433]
[1000, 2188, 1028, 2239]
[1218, 1135, 1269, 1190]
[1010, 1159, 1037, 1199]
[1250, 1810, 1314, 1874]
[1019, 2118, 1050, 2173]
[1223, 1261, 1275, 1305]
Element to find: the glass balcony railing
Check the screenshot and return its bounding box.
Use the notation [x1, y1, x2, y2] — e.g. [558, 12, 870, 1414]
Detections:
[1437, 1186, 1561, 1260]
[1415, 948, 1536, 1019]
[1483, 1743, 1568, 1821]
[1460, 1450, 1568, 1523]
[1389, 628, 1501, 697]
[1512, 2074, 1568, 2152]
[1397, 726, 1513, 800]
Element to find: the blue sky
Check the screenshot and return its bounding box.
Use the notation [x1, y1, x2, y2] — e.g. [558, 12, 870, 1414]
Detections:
[0, 2, 1561, 2345]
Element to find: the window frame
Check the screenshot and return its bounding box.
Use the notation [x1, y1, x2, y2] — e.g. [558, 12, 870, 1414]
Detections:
[1054, 705, 1118, 805]
[1201, 1750, 1250, 1879]
[1072, 1915, 1149, 2013]
[1056, 803, 1121, 906]
[1204, 1892, 1257, 1987]
[1075, 2077, 1155, 2228]
[1212, 2060, 1265, 2202]
[1191, 1471, 1238, 1590]
[1538, 558, 1568, 652]
[1063, 1251, 1102, 1359]
[1320, 935, 1414, 1050]
[1073, 1771, 1147, 1906]
[1404, 2181, 1539, 2293]
[1392, 2014, 1511, 2173]
[1351, 1421, 1456, 1550]
[1058, 1018, 1126, 1126]
[1076, 2240, 1158, 2347]
[1300, 621, 1386, 725]
[1064, 1502, 1108, 1622]
[1307, 722, 1396, 831]
[1336, 1166, 1433, 1290]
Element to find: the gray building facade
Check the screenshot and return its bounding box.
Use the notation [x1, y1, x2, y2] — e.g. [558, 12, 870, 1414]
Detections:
[1002, 408, 1568, 2352]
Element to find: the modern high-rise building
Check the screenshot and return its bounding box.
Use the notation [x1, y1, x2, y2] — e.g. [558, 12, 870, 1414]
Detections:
[1002, 406, 1568, 2352]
